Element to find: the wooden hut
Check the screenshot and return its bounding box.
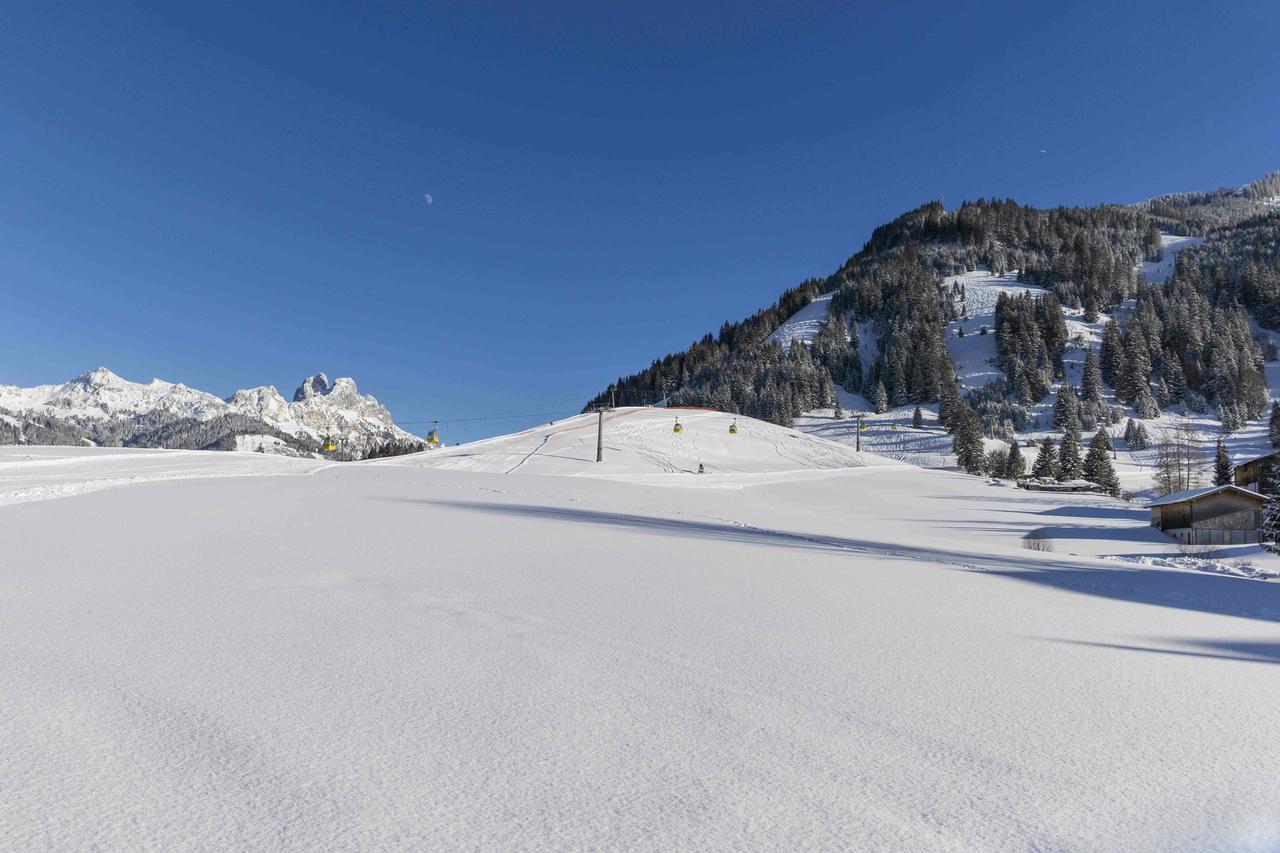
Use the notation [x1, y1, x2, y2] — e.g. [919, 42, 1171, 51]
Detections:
[1232, 450, 1280, 493]
[1148, 485, 1265, 545]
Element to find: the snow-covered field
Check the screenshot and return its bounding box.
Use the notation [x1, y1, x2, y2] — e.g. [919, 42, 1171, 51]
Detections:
[0, 445, 324, 508]
[4, 421, 1280, 850]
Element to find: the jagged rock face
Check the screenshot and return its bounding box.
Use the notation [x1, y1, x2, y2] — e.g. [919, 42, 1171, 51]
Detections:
[293, 373, 331, 402]
[227, 386, 290, 423]
[0, 369, 422, 457]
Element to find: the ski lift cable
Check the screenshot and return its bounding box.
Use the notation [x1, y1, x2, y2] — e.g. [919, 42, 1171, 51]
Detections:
[395, 407, 587, 426]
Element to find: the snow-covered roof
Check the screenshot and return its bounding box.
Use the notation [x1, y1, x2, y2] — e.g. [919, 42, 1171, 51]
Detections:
[1147, 484, 1265, 508]
[1231, 449, 1280, 467]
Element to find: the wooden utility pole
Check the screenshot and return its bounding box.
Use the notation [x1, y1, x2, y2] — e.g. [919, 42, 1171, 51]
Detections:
[856, 413, 862, 452]
[596, 408, 605, 462]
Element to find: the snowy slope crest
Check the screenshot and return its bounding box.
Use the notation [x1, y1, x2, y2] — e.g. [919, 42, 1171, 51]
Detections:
[0, 368, 421, 456]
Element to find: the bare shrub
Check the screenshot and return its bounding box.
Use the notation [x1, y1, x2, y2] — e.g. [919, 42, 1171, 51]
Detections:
[1023, 530, 1054, 552]
[1174, 540, 1214, 559]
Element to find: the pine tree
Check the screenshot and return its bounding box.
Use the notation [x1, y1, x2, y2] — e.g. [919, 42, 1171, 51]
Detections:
[1121, 333, 1153, 405]
[1081, 349, 1102, 404]
[1083, 431, 1120, 496]
[1262, 461, 1280, 554]
[1100, 320, 1124, 388]
[1269, 401, 1280, 448]
[1031, 437, 1057, 479]
[1052, 385, 1079, 431]
[872, 381, 888, 415]
[952, 408, 986, 475]
[1132, 421, 1150, 450]
[1006, 439, 1026, 479]
[912, 406, 923, 428]
[1058, 427, 1083, 482]
[1134, 386, 1161, 420]
[1213, 439, 1232, 486]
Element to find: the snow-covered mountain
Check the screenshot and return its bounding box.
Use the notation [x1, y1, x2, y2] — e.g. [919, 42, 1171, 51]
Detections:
[0, 368, 423, 458]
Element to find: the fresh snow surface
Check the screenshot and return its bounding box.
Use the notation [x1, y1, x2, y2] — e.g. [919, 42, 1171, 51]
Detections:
[944, 268, 1047, 390]
[0, 445, 325, 507]
[3, 440, 1280, 849]
[396, 407, 887, 479]
[1141, 233, 1204, 284]
[765, 293, 833, 350]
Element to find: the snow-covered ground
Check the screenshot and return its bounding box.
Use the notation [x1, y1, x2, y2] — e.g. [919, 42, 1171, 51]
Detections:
[4, 429, 1280, 849]
[0, 445, 324, 508]
[944, 269, 1047, 390]
[1142, 233, 1204, 284]
[766, 293, 833, 349]
[402, 407, 884, 479]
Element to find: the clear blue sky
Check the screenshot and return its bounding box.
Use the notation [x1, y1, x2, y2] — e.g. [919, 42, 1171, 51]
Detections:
[3, 1, 1278, 442]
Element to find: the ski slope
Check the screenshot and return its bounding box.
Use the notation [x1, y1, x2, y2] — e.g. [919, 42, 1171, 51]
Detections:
[944, 269, 1048, 390]
[3, 440, 1280, 849]
[765, 293, 833, 350]
[399, 407, 886, 479]
[1142, 233, 1204, 284]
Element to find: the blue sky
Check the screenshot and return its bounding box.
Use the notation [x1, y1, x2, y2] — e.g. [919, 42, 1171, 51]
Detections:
[3, 0, 1278, 442]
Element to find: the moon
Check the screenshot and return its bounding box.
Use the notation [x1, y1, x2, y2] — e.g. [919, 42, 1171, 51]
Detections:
[423, 193, 433, 204]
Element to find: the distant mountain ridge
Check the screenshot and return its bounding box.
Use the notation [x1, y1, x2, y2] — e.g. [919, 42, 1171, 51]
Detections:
[0, 368, 423, 458]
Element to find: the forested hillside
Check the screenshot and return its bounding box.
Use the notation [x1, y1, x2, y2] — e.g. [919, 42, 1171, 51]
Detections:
[586, 173, 1280, 471]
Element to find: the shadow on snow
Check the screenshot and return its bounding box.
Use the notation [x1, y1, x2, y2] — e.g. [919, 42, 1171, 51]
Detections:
[392, 498, 1280, 624]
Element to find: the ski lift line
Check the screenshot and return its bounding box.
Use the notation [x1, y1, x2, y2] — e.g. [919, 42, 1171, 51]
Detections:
[396, 409, 581, 426]
[398, 403, 716, 427]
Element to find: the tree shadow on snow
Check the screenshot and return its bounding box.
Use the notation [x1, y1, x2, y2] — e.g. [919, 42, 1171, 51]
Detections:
[393, 498, 1280, 624]
[1040, 637, 1280, 666]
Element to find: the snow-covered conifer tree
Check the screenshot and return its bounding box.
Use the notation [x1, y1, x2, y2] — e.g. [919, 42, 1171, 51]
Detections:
[1058, 426, 1083, 482]
[1006, 439, 1026, 479]
[1081, 349, 1102, 404]
[952, 407, 986, 475]
[1031, 437, 1057, 479]
[1213, 439, 1232, 486]
[1261, 461, 1280, 554]
[872, 382, 888, 415]
[1083, 431, 1120, 496]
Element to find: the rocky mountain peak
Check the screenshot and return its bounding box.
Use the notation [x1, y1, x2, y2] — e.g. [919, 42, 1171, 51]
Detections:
[73, 367, 125, 388]
[293, 373, 331, 402]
